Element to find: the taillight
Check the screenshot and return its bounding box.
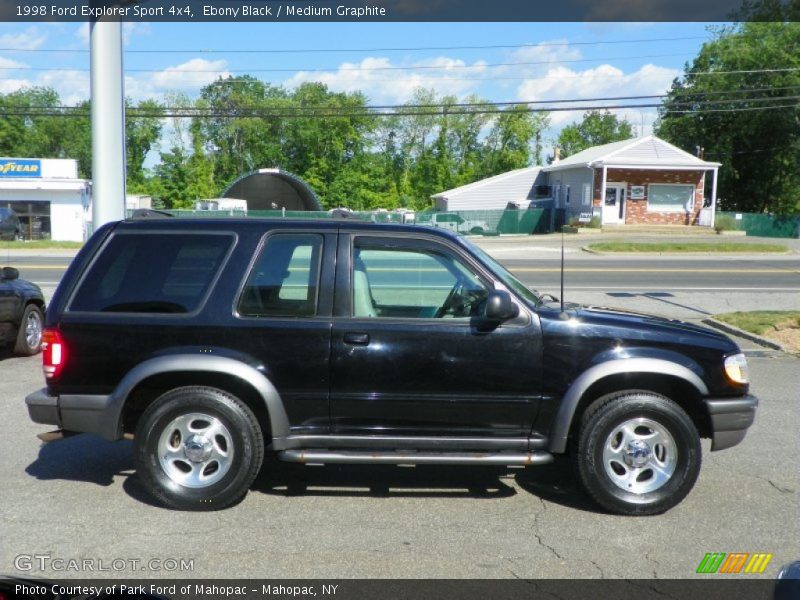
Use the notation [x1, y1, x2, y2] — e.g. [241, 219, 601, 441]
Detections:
[42, 328, 67, 379]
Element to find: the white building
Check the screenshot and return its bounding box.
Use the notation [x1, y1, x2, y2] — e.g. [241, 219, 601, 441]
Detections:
[0, 158, 90, 241]
[431, 167, 544, 211]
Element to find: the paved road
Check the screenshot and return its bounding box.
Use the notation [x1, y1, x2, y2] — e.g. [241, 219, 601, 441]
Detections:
[1, 351, 797, 579]
[8, 251, 798, 328]
[5, 252, 800, 291]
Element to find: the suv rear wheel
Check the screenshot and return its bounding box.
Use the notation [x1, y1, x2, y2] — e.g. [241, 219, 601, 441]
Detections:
[574, 391, 701, 516]
[134, 386, 264, 510]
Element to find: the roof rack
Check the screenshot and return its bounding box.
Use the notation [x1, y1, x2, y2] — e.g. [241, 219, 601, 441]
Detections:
[129, 209, 174, 219]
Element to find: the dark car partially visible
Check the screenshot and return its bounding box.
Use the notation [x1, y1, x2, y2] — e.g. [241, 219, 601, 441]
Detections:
[0, 266, 45, 355]
[0, 207, 22, 241]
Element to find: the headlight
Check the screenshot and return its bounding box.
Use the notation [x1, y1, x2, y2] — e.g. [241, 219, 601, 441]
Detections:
[724, 353, 749, 384]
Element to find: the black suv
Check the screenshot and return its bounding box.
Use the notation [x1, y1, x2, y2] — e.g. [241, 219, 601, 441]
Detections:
[26, 218, 757, 515]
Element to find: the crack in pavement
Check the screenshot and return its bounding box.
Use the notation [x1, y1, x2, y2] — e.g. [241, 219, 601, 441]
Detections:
[590, 559, 605, 579]
[768, 479, 796, 495]
[532, 498, 564, 561]
[646, 552, 661, 579]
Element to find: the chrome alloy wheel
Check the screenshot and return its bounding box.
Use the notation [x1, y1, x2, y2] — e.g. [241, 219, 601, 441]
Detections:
[602, 417, 677, 494]
[157, 413, 234, 488]
[25, 309, 42, 349]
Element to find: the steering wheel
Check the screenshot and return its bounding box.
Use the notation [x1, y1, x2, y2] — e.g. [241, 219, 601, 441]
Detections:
[435, 279, 484, 318]
[434, 281, 466, 318]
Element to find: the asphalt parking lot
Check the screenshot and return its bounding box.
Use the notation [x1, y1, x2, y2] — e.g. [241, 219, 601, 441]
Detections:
[1, 348, 797, 579]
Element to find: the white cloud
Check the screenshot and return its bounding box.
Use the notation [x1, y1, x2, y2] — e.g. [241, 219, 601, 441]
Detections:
[122, 58, 231, 101]
[0, 27, 47, 50]
[510, 39, 582, 68]
[146, 58, 230, 92]
[517, 63, 680, 129]
[0, 78, 33, 94]
[284, 56, 487, 103]
[35, 69, 90, 105]
[0, 56, 27, 70]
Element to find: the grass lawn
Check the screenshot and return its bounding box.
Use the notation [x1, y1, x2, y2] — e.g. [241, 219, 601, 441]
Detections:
[588, 242, 788, 253]
[0, 240, 83, 249]
[714, 311, 800, 353]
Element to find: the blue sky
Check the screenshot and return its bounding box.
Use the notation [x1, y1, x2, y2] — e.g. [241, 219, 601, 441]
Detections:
[0, 21, 719, 144]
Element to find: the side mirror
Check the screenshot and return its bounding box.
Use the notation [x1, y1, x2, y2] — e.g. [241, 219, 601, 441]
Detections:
[483, 290, 519, 322]
[1, 266, 19, 281]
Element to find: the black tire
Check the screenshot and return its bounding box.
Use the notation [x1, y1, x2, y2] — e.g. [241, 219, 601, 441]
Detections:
[134, 386, 264, 511]
[573, 391, 701, 516]
[14, 304, 44, 355]
[469, 226, 484, 235]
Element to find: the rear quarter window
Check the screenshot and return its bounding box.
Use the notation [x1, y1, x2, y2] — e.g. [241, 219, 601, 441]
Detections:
[69, 232, 233, 314]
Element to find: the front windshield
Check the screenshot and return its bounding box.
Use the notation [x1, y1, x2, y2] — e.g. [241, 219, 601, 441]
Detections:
[460, 238, 543, 307]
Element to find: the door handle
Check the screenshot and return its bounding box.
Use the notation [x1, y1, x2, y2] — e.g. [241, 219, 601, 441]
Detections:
[343, 332, 370, 345]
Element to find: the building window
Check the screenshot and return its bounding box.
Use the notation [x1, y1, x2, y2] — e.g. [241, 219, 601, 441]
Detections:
[564, 185, 571, 205]
[648, 184, 694, 213]
[582, 184, 592, 206]
[1, 201, 51, 240]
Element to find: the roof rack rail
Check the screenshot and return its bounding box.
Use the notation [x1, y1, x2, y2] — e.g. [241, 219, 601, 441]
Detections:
[129, 209, 174, 219]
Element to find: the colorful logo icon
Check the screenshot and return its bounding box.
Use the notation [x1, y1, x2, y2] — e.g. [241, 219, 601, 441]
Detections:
[697, 552, 773, 574]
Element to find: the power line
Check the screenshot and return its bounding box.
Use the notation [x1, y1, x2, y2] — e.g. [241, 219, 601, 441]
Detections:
[4, 96, 796, 119]
[0, 52, 693, 73]
[0, 36, 710, 54]
[2, 66, 798, 87]
[6, 91, 799, 113]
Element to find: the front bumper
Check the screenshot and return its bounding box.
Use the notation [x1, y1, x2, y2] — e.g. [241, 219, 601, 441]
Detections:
[705, 394, 758, 451]
[25, 388, 119, 440]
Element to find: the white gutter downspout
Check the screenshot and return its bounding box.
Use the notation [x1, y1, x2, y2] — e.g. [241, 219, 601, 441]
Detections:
[600, 165, 608, 225]
[710, 167, 718, 229]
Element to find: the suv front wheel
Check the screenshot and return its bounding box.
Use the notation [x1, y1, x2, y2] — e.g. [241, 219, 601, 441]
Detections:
[134, 386, 264, 510]
[574, 391, 701, 516]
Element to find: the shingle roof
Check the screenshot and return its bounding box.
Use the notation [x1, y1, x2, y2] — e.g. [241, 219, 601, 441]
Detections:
[543, 136, 720, 171]
[431, 167, 541, 199]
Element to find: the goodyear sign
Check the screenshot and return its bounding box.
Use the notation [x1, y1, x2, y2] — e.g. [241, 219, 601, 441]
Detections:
[0, 159, 41, 178]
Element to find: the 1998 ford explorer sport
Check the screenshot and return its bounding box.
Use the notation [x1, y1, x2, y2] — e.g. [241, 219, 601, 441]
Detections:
[26, 217, 757, 514]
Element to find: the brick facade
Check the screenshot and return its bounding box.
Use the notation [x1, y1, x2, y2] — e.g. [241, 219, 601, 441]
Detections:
[592, 168, 706, 225]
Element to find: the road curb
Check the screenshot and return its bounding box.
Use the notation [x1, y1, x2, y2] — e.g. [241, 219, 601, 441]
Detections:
[580, 246, 603, 254]
[701, 318, 786, 352]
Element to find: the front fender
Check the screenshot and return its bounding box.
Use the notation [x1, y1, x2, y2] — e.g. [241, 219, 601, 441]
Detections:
[548, 357, 709, 454]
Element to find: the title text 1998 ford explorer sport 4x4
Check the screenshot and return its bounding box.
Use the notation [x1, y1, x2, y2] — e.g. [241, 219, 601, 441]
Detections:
[26, 217, 757, 515]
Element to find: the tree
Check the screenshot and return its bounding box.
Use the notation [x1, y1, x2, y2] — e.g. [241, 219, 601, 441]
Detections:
[556, 110, 634, 159]
[126, 99, 163, 192]
[483, 106, 549, 175]
[656, 3, 800, 214]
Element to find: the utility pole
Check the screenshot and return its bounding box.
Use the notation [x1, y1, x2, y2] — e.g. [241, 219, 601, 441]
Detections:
[90, 15, 126, 232]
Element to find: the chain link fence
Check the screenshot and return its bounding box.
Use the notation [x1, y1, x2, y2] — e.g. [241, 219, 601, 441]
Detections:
[717, 212, 799, 238]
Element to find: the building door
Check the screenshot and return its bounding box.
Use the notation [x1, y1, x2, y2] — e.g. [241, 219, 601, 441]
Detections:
[602, 183, 626, 224]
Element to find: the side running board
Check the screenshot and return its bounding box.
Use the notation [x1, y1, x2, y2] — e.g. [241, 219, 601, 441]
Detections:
[277, 449, 554, 466]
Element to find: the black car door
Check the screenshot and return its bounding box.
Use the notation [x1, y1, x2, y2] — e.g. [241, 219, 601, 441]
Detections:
[329, 232, 543, 439]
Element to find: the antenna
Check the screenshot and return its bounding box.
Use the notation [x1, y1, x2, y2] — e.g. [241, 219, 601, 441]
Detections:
[560, 224, 565, 313]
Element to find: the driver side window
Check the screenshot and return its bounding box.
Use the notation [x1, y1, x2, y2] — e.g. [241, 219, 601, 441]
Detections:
[352, 242, 489, 319]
